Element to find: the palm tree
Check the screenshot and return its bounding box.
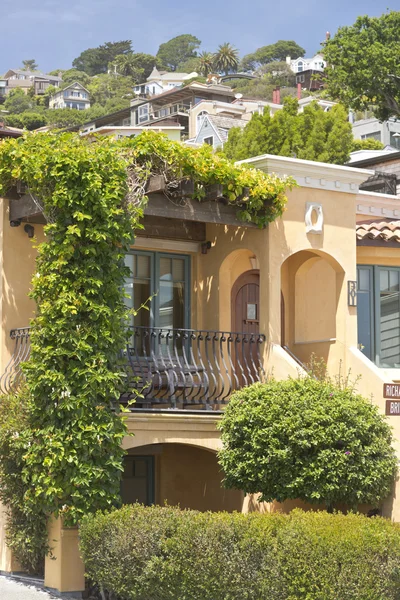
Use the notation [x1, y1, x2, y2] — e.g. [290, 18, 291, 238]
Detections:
[213, 43, 239, 75]
[113, 54, 141, 80]
[198, 52, 214, 76]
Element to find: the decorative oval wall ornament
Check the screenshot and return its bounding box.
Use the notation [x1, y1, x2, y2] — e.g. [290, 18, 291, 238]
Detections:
[305, 202, 324, 234]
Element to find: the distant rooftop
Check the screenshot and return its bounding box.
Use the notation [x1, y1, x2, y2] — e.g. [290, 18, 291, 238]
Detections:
[348, 147, 399, 166]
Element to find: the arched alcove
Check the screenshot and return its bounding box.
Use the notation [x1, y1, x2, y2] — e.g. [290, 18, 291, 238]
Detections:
[281, 249, 345, 366]
[121, 443, 243, 512]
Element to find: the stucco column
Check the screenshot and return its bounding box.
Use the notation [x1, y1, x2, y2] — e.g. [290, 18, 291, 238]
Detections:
[44, 517, 85, 596]
[0, 502, 21, 573]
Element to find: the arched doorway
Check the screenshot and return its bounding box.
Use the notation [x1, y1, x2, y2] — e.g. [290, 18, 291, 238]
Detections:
[232, 270, 260, 385]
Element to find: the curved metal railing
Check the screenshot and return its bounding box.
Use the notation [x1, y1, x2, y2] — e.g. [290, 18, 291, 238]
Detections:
[0, 326, 266, 409]
[0, 327, 31, 394]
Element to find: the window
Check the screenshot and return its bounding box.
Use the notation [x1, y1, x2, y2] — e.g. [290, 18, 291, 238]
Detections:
[296, 75, 305, 84]
[297, 61, 303, 72]
[357, 266, 400, 367]
[204, 136, 213, 146]
[138, 104, 149, 123]
[361, 131, 381, 142]
[124, 251, 190, 330]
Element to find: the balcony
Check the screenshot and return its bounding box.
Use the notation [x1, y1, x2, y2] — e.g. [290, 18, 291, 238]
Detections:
[0, 326, 265, 411]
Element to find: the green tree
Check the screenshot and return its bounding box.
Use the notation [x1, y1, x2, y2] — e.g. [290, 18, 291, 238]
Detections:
[219, 378, 397, 510]
[88, 73, 134, 107]
[110, 53, 143, 80]
[176, 56, 201, 73]
[45, 109, 87, 128]
[60, 69, 91, 88]
[258, 61, 296, 86]
[351, 138, 385, 151]
[5, 112, 47, 130]
[213, 43, 239, 75]
[129, 53, 161, 79]
[72, 40, 132, 76]
[323, 11, 400, 121]
[197, 51, 215, 76]
[156, 34, 201, 71]
[22, 59, 38, 71]
[223, 97, 353, 164]
[4, 88, 33, 114]
[241, 40, 305, 71]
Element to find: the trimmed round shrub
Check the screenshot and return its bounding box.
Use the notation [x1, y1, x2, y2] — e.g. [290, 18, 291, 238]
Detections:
[79, 505, 400, 600]
[218, 379, 397, 509]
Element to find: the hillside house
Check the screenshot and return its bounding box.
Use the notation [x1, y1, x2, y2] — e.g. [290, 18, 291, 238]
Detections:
[49, 82, 90, 110]
[134, 66, 198, 96]
[2, 69, 62, 95]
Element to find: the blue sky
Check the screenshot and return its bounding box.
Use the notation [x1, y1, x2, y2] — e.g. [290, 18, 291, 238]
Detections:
[0, 0, 396, 74]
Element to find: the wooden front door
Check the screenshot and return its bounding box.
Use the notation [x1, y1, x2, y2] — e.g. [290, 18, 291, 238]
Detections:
[232, 270, 260, 387]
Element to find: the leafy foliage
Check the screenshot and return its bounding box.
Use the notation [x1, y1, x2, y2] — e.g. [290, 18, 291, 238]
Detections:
[197, 51, 214, 76]
[223, 97, 354, 164]
[21, 60, 39, 71]
[0, 389, 48, 574]
[213, 43, 239, 75]
[122, 130, 294, 227]
[323, 11, 400, 120]
[4, 88, 33, 114]
[0, 133, 142, 526]
[218, 378, 397, 509]
[72, 40, 133, 76]
[156, 34, 201, 71]
[80, 504, 400, 600]
[351, 138, 385, 151]
[241, 40, 305, 71]
[4, 112, 47, 131]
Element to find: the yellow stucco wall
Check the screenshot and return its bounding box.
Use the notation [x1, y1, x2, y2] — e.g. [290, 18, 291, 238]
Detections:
[0, 202, 45, 374]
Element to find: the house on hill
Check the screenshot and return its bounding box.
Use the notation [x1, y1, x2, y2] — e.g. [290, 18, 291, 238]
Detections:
[134, 66, 198, 97]
[49, 82, 90, 110]
[2, 69, 62, 95]
[188, 114, 247, 149]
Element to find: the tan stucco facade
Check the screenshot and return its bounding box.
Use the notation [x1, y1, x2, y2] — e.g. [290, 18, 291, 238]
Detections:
[3, 154, 400, 593]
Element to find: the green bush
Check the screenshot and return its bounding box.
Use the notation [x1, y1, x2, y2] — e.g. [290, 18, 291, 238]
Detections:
[79, 505, 400, 600]
[218, 379, 397, 510]
[0, 389, 48, 574]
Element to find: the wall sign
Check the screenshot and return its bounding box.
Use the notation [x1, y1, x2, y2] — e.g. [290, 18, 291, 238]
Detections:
[383, 383, 400, 399]
[347, 281, 357, 307]
[384, 384, 400, 415]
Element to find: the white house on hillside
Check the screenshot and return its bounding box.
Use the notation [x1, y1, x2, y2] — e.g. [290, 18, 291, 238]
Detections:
[134, 66, 198, 97]
[288, 53, 325, 74]
[49, 82, 90, 110]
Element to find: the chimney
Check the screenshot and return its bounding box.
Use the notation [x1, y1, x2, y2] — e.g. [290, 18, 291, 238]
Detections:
[275, 86, 280, 105]
[286, 55, 291, 65]
[297, 83, 302, 99]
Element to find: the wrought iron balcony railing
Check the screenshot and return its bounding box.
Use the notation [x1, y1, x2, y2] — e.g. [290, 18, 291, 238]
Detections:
[0, 327, 31, 395]
[0, 326, 266, 410]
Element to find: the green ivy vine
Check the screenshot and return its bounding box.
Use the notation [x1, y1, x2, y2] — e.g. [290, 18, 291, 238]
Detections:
[0, 130, 293, 567]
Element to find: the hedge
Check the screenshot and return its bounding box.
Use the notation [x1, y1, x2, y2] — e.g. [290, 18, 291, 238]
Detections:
[79, 505, 400, 600]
